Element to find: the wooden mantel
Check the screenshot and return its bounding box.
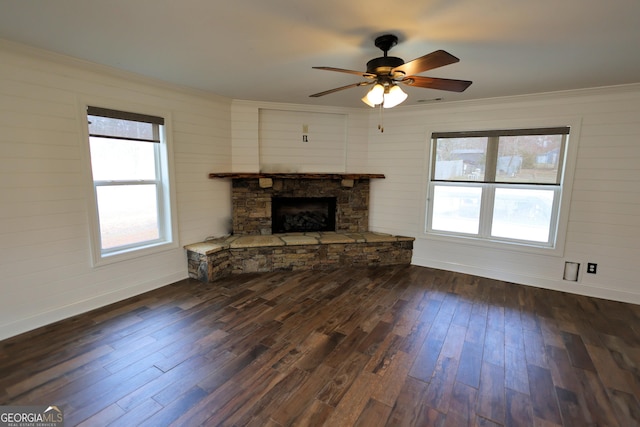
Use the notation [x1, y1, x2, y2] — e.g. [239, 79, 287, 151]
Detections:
[209, 172, 384, 180]
[208, 172, 385, 180]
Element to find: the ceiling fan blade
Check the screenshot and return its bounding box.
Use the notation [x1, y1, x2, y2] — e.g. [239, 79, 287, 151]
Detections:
[309, 81, 373, 98]
[402, 76, 472, 92]
[392, 50, 460, 76]
[312, 66, 376, 79]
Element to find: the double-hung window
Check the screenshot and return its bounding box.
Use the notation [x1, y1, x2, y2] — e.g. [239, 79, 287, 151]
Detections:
[86, 106, 174, 262]
[426, 127, 570, 248]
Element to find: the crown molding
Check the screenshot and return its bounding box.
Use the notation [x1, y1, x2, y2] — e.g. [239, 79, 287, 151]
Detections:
[0, 38, 231, 103]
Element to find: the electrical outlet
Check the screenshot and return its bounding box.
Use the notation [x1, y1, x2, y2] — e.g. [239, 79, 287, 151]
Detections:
[587, 263, 597, 274]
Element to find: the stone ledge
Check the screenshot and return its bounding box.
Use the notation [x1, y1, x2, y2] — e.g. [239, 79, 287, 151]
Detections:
[185, 232, 415, 283]
[184, 232, 415, 254]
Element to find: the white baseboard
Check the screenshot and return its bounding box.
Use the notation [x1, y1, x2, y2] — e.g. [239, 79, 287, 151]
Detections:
[0, 272, 188, 341]
[411, 256, 640, 305]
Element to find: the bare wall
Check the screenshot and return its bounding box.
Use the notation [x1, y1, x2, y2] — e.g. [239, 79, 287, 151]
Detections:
[230, 100, 369, 173]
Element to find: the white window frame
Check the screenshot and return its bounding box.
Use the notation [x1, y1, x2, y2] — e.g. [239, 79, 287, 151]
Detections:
[82, 102, 178, 266]
[424, 120, 580, 257]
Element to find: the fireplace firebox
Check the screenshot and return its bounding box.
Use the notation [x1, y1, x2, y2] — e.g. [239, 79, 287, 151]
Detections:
[272, 197, 336, 233]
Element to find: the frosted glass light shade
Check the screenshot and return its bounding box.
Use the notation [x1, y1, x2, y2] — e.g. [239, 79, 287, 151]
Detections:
[361, 94, 376, 107]
[365, 84, 384, 105]
[383, 85, 408, 108]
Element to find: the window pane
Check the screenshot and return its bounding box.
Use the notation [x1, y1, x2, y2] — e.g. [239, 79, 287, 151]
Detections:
[96, 184, 160, 250]
[90, 137, 157, 181]
[491, 188, 555, 242]
[431, 186, 482, 234]
[434, 137, 488, 181]
[496, 135, 563, 183]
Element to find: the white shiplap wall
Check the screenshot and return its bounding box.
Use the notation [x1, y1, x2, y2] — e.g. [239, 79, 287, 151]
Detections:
[0, 41, 232, 340]
[368, 85, 640, 304]
[259, 109, 347, 173]
[231, 100, 370, 173]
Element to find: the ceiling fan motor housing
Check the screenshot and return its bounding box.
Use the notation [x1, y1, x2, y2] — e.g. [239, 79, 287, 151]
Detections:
[366, 56, 405, 78]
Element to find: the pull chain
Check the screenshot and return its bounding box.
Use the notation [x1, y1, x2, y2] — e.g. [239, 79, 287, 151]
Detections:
[378, 102, 384, 132]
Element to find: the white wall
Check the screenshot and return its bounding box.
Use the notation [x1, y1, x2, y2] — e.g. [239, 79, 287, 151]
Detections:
[231, 100, 369, 173]
[367, 85, 640, 304]
[0, 41, 232, 340]
[259, 109, 347, 173]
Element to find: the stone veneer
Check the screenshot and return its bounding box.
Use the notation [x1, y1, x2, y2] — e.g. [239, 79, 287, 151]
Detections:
[230, 177, 370, 235]
[185, 232, 414, 283]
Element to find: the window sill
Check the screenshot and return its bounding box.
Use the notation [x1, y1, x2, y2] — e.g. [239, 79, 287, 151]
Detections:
[422, 231, 564, 257]
[92, 240, 179, 267]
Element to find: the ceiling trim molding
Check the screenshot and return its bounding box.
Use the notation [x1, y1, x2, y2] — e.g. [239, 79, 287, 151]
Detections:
[0, 38, 232, 103]
[397, 82, 640, 113]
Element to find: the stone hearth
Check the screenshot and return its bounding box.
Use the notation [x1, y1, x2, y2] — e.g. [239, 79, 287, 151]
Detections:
[185, 231, 414, 283]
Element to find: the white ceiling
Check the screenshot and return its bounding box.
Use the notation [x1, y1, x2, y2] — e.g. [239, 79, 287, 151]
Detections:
[1, 0, 639, 108]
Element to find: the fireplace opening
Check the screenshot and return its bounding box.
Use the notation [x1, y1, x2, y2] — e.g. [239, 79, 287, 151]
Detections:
[272, 197, 336, 233]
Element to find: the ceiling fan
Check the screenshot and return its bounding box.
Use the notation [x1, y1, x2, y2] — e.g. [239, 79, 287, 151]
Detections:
[310, 34, 472, 109]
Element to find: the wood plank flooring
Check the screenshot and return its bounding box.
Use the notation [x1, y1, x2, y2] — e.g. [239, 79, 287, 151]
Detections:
[1, 265, 639, 426]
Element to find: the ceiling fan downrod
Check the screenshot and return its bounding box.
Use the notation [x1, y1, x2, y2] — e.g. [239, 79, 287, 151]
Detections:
[374, 34, 398, 56]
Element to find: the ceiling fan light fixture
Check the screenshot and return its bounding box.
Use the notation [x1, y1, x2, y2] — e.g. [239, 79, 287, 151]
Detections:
[383, 84, 408, 108]
[361, 94, 376, 108]
[365, 83, 385, 106]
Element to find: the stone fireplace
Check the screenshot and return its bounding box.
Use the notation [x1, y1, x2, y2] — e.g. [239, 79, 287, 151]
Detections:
[184, 173, 414, 282]
[224, 173, 379, 235]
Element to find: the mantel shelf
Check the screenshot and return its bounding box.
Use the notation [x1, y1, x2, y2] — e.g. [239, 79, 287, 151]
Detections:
[208, 172, 385, 180]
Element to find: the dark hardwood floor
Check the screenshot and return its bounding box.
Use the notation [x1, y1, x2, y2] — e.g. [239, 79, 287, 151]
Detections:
[1, 265, 639, 426]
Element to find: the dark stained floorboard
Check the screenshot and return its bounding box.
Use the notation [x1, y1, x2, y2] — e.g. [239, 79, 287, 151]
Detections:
[1, 265, 639, 426]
